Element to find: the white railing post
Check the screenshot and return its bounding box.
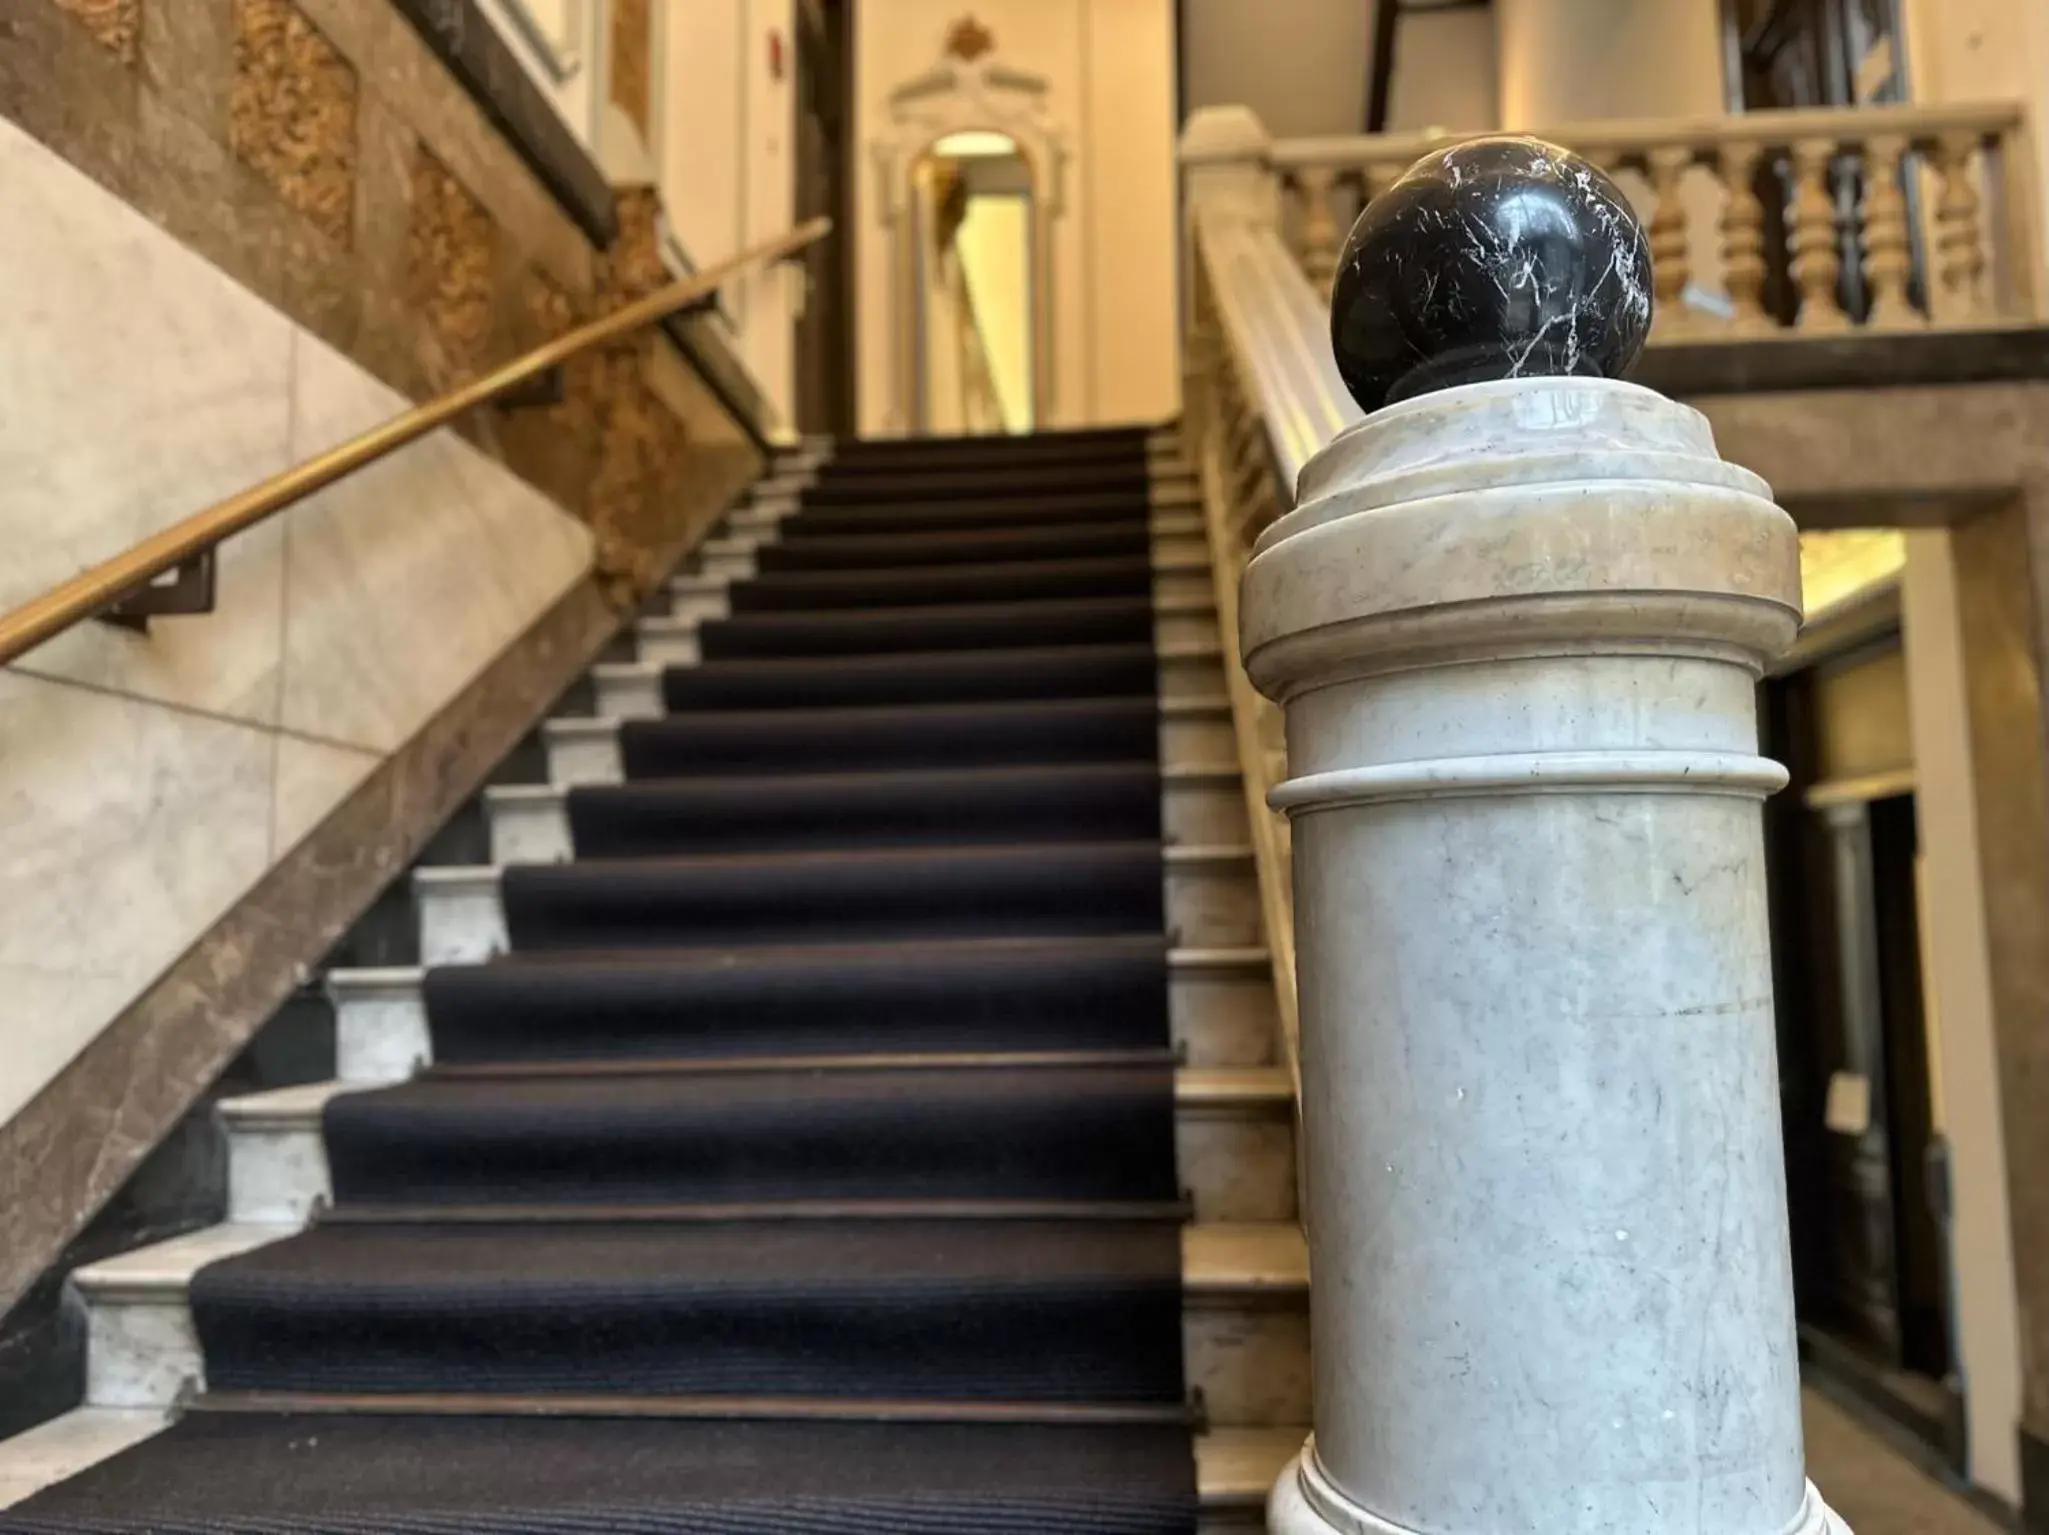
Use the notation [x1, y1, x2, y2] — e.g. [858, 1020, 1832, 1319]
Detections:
[1244, 136, 1851, 1535]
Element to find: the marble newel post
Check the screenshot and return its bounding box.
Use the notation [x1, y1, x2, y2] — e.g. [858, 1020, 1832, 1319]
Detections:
[1249, 139, 1850, 1535]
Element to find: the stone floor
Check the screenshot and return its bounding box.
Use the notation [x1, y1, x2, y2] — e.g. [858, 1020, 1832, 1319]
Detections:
[1805, 1390, 2004, 1535]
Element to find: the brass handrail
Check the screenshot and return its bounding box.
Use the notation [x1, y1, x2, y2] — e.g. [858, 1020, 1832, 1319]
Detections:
[0, 218, 832, 667]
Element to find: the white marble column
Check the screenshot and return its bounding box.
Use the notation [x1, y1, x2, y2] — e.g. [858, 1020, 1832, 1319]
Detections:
[1247, 138, 1850, 1535]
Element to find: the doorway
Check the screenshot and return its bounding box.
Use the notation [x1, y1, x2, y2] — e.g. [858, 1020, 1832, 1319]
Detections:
[909, 131, 1036, 435]
[792, 0, 854, 438]
[1762, 612, 1962, 1468]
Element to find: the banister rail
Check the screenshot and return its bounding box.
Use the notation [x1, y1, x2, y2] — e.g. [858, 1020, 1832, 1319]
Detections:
[0, 218, 832, 668]
[1178, 144, 1364, 1100]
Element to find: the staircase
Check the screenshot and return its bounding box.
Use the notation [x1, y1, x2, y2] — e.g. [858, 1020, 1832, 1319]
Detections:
[0, 426, 1308, 1534]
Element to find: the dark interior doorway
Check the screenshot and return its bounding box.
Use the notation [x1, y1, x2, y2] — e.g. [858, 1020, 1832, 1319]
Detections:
[793, 0, 855, 438]
[1761, 637, 1962, 1468]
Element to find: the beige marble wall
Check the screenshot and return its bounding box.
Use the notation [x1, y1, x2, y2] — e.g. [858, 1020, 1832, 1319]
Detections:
[0, 114, 592, 1128]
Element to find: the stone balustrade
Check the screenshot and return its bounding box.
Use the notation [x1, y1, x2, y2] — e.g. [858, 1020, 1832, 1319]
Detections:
[1272, 102, 2038, 336]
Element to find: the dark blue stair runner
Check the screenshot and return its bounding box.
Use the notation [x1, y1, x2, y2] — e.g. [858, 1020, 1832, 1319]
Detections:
[5, 429, 1198, 1535]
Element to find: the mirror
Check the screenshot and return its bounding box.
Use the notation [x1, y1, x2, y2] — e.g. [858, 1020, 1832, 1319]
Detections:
[910, 130, 1035, 434]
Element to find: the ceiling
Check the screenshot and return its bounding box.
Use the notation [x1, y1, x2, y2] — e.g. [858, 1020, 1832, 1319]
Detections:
[1179, 0, 1500, 138]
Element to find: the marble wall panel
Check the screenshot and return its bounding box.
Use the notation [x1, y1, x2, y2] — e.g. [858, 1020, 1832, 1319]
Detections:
[271, 734, 379, 855]
[0, 114, 296, 724]
[0, 672, 277, 1128]
[276, 332, 591, 753]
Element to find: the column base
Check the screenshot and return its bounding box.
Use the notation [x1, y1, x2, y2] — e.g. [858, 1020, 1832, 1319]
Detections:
[1268, 1440, 1853, 1535]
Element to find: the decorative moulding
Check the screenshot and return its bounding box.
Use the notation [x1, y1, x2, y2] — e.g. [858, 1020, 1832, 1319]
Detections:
[871, 24, 1068, 433]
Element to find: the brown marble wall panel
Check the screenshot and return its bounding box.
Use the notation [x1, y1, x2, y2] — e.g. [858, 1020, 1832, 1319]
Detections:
[228, 0, 358, 247]
[138, 0, 235, 138]
[133, 84, 362, 356]
[408, 144, 498, 383]
[609, 0, 652, 142]
[1, 0, 147, 200]
[52, 0, 135, 61]
[1957, 495, 2049, 1441]
[299, 0, 595, 299]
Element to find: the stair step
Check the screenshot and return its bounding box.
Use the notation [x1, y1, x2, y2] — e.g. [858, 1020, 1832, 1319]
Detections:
[1194, 1425, 1305, 1523]
[329, 941, 1280, 1079]
[485, 763, 1245, 862]
[714, 518, 1202, 575]
[0, 1410, 1293, 1522]
[795, 462, 1158, 504]
[68, 1220, 1305, 1424]
[413, 845, 1258, 962]
[581, 640, 1228, 721]
[633, 596, 1219, 667]
[546, 692, 1236, 781]
[695, 553, 1215, 610]
[750, 487, 1198, 536]
[2, 1412, 1227, 1526]
[818, 426, 1169, 470]
[653, 641, 1159, 712]
[693, 530, 1212, 582]
[0, 1408, 173, 1513]
[622, 695, 1162, 777]
[219, 1065, 1292, 1225]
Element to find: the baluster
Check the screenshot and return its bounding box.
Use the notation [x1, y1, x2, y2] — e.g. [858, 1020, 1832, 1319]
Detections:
[1790, 137, 1850, 331]
[1646, 145, 1694, 335]
[1295, 166, 1342, 295]
[1717, 140, 1773, 331]
[1264, 135, 1848, 1535]
[1931, 132, 1991, 321]
[1859, 133, 1919, 327]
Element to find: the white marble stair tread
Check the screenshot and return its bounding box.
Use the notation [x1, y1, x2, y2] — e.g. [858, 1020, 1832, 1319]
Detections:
[412, 844, 1260, 965]
[215, 1079, 361, 1128]
[0, 1408, 173, 1510]
[1193, 1425, 1307, 1510]
[1175, 1066, 1292, 1110]
[217, 1066, 1293, 1120]
[1180, 1222, 1310, 1296]
[0, 1413, 1302, 1516]
[70, 1223, 294, 1300]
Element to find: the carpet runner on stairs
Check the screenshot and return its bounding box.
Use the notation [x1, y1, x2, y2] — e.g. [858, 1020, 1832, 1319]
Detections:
[2, 426, 1207, 1533]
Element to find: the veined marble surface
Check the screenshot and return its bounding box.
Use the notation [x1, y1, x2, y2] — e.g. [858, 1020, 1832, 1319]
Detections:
[0, 114, 296, 723]
[278, 332, 593, 753]
[0, 673, 276, 1128]
[0, 117, 593, 1132]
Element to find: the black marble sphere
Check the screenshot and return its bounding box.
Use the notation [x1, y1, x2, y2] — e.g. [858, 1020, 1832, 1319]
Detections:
[1330, 136, 1653, 414]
